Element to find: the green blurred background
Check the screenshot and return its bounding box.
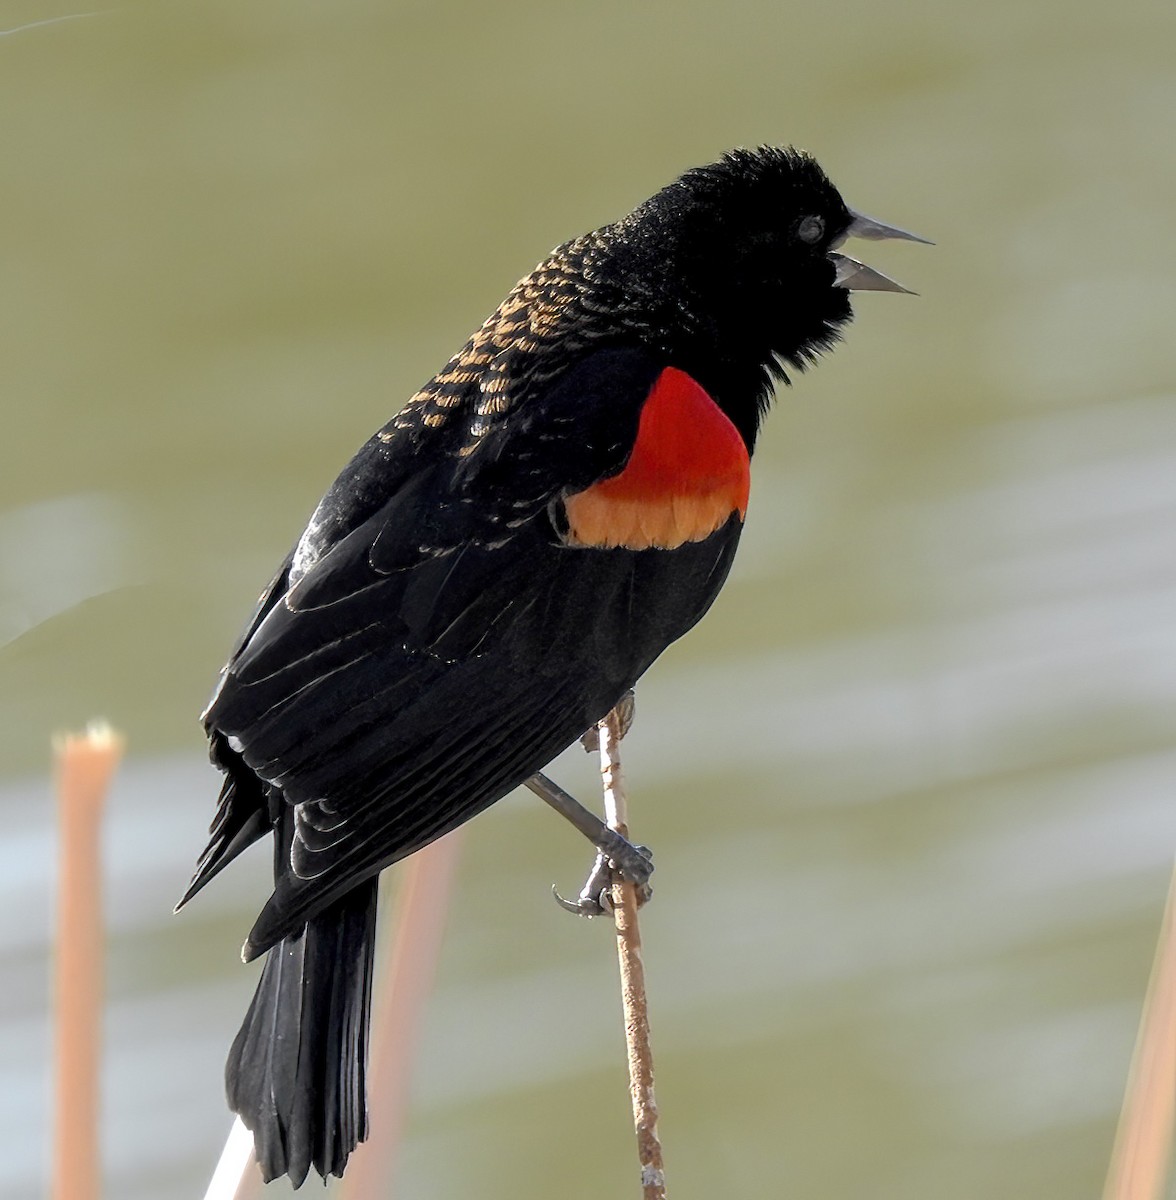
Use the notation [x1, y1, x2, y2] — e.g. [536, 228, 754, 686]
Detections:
[3, 0, 1176, 1196]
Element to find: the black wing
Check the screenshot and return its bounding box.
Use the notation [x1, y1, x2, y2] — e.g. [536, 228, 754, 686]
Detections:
[185, 347, 707, 945]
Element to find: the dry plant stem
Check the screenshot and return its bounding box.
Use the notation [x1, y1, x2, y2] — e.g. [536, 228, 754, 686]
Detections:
[51, 723, 124, 1200]
[1103, 860, 1176, 1200]
[202, 1117, 262, 1200]
[340, 831, 463, 1200]
[599, 708, 667, 1200]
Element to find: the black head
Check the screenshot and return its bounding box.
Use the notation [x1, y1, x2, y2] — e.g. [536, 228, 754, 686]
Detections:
[594, 146, 923, 441]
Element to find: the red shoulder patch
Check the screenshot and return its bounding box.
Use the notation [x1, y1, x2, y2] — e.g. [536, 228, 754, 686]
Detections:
[564, 367, 751, 550]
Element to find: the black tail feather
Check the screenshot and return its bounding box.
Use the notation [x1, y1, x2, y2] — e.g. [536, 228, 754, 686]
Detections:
[225, 878, 379, 1187]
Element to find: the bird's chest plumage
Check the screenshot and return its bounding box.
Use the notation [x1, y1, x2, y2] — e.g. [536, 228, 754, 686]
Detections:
[562, 367, 751, 551]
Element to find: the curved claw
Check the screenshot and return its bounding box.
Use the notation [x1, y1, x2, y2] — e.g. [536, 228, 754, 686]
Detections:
[551, 883, 608, 918]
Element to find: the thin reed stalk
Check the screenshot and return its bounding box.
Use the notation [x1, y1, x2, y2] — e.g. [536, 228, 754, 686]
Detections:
[202, 1117, 262, 1200]
[597, 707, 667, 1200]
[51, 722, 124, 1200]
[1103, 860, 1176, 1200]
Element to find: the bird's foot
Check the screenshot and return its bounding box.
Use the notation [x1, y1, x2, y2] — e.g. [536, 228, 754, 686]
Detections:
[524, 769, 653, 917]
[553, 842, 653, 918]
[526, 772, 653, 882]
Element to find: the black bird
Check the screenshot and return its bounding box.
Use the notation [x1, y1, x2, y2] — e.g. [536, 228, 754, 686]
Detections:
[178, 145, 925, 1187]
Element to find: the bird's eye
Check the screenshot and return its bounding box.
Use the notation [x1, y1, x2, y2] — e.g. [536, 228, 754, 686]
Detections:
[797, 215, 824, 244]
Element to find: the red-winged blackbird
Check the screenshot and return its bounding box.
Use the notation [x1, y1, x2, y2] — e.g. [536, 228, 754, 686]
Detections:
[178, 145, 925, 1187]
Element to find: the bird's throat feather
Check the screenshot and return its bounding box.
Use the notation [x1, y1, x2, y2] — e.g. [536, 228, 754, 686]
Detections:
[564, 367, 751, 550]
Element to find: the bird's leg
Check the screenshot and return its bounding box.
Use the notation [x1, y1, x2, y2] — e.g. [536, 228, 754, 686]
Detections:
[525, 771, 653, 893]
[525, 777, 652, 918]
[528, 690, 652, 918]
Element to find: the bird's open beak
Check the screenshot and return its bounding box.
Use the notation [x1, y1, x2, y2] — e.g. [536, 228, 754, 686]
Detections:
[828, 209, 932, 295]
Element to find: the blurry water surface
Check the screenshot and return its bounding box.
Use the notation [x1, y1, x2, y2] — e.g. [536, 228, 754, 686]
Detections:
[3, 1, 1176, 1197]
